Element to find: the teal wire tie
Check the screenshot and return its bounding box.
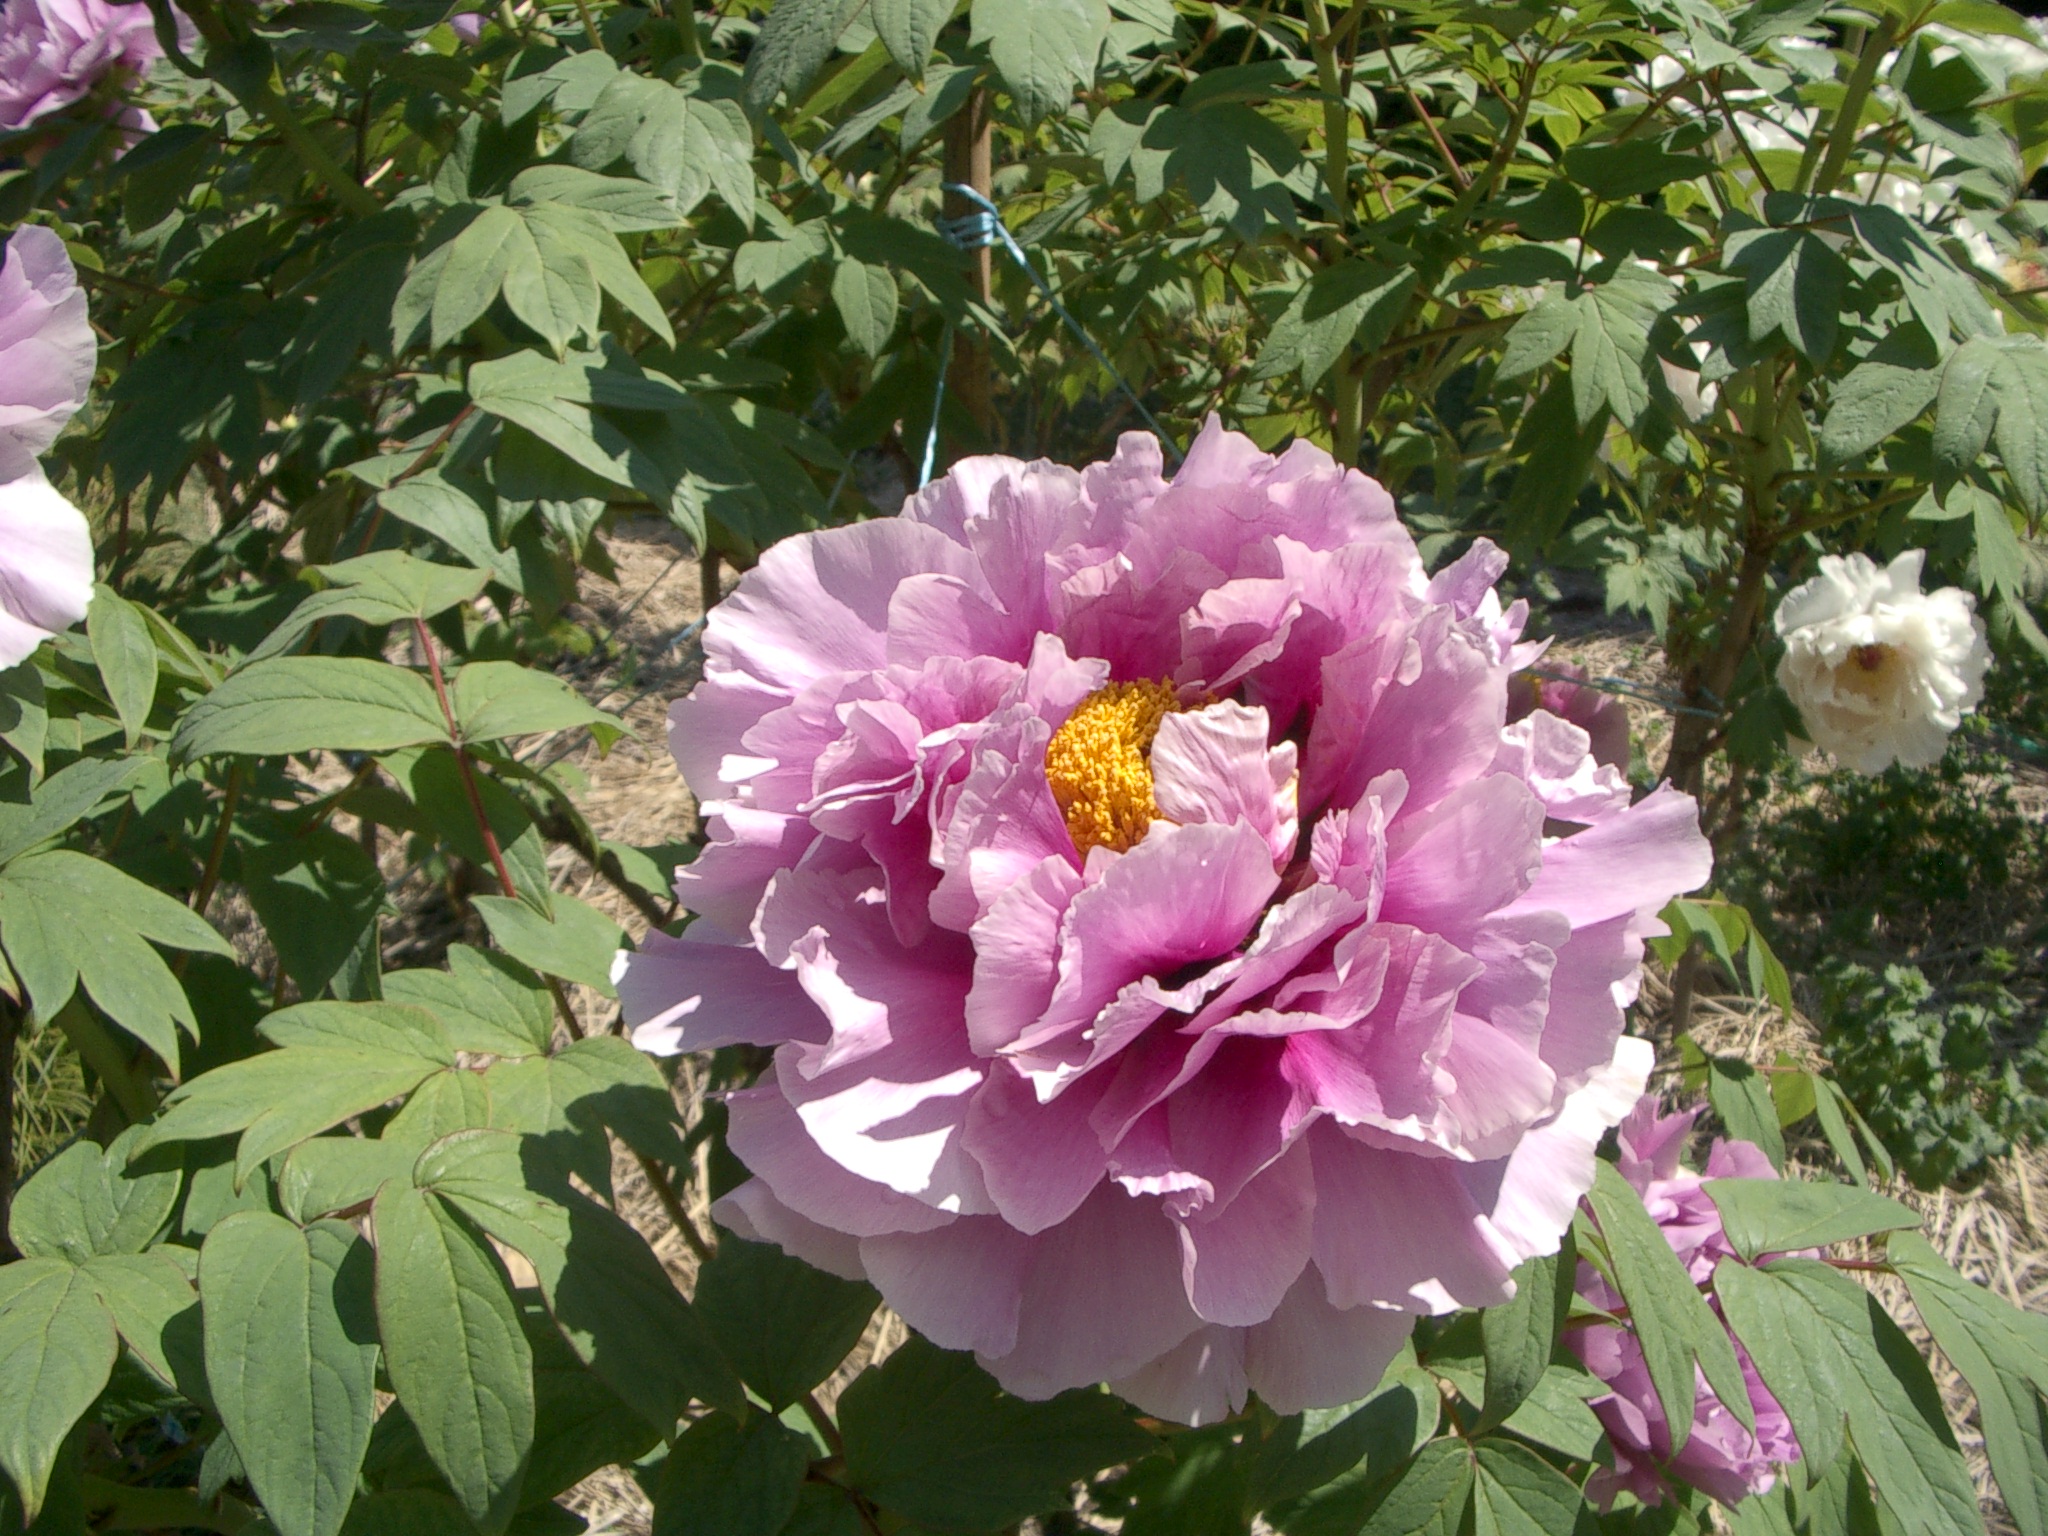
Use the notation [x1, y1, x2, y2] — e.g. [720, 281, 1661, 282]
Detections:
[922, 182, 1182, 488]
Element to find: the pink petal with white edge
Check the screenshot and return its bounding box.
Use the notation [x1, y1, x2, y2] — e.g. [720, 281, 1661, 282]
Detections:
[860, 1216, 1032, 1357]
[1379, 772, 1545, 937]
[1462, 1035, 1653, 1264]
[1150, 701, 1298, 865]
[753, 867, 975, 1080]
[965, 854, 1084, 1056]
[724, 1087, 956, 1237]
[712, 1177, 867, 1280]
[1112, 1326, 1247, 1426]
[667, 668, 787, 800]
[962, 1057, 1110, 1235]
[707, 518, 983, 696]
[1037, 820, 1279, 1046]
[1308, 1122, 1519, 1312]
[1178, 1136, 1316, 1325]
[981, 1184, 1205, 1399]
[1244, 1270, 1417, 1415]
[1508, 784, 1711, 929]
[617, 927, 824, 1056]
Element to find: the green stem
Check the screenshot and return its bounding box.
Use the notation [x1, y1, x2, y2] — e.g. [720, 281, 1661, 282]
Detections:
[0, 998, 16, 1261]
[57, 1001, 159, 1125]
[1305, 0, 1356, 227]
[1809, 17, 1899, 197]
[1332, 359, 1363, 468]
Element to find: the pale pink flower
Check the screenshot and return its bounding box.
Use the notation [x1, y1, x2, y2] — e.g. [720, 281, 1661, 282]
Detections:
[622, 423, 1711, 1422]
[1570, 1103, 1804, 1506]
[448, 11, 484, 43]
[0, 0, 165, 136]
[0, 226, 94, 668]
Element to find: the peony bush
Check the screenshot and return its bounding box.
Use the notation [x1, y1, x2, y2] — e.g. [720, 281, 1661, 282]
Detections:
[0, 3, 2043, 1536]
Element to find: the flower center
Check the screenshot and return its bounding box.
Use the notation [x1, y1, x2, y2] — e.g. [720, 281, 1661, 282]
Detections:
[1044, 679, 1182, 857]
[1840, 642, 1901, 702]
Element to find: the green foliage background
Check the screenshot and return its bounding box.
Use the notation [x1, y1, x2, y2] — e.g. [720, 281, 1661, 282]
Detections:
[3, 0, 2048, 1533]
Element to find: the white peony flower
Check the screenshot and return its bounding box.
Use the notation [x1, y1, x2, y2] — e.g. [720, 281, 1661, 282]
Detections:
[1773, 550, 1990, 774]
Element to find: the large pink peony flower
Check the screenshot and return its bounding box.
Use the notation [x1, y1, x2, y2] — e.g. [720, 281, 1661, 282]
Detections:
[0, 225, 94, 668]
[0, 0, 165, 136]
[622, 423, 1712, 1422]
[1569, 1103, 1804, 1506]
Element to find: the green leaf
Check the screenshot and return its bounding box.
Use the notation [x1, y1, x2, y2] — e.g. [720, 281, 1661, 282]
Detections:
[247, 553, 490, 665]
[507, 166, 678, 233]
[9, 1128, 179, 1263]
[744, 0, 860, 114]
[374, 473, 516, 584]
[201, 1213, 379, 1536]
[971, 0, 1110, 121]
[137, 1033, 448, 1184]
[80, 1250, 197, 1387]
[373, 1180, 534, 1534]
[520, 1293, 664, 1503]
[652, 1412, 814, 1536]
[383, 946, 554, 1058]
[1585, 1161, 1753, 1453]
[1470, 1438, 1593, 1536]
[873, 0, 954, 77]
[1812, 1076, 1872, 1187]
[465, 350, 754, 548]
[1478, 1233, 1572, 1433]
[260, 1000, 455, 1058]
[450, 662, 621, 747]
[1718, 1257, 1983, 1534]
[1706, 1055, 1787, 1171]
[831, 259, 899, 358]
[1497, 1363, 1606, 1461]
[1934, 334, 2048, 516]
[400, 748, 554, 917]
[1498, 297, 1579, 381]
[0, 1260, 118, 1523]
[1562, 140, 1712, 199]
[1822, 360, 1942, 462]
[693, 1236, 878, 1410]
[1726, 227, 1848, 364]
[87, 585, 158, 748]
[424, 1131, 742, 1426]
[474, 893, 624, 994]
[173, 658, 448, 760]
[1252, 261, 1417, 386]
[1257, 1360, 1437, 1516]
[0, 850, 232, 1064]
[1891, 1231, 2048, 1536]
[0, 756, 145, 867]
[523, 201, 675, 348]
[840, 1336, 1158, 1530]
[240, 827, 388, 1001]
[278, 1135, 422, 1223]
[1346, 1436, 1474, 1536]
[1702, 1179, 1919, 1260]
[568, 76, 754, 224]
[0, 661, 47, 780]
[1570, 270, 1670, 427]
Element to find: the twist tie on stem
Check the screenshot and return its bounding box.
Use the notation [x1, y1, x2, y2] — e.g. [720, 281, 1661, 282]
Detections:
[922, 183, 1182, 488]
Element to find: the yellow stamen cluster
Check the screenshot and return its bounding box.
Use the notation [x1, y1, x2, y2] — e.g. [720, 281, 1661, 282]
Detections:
[1044, 679, 1183, 857]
